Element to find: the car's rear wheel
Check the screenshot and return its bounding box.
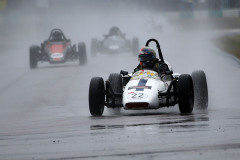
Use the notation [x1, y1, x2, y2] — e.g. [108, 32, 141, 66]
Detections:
[78, 42, 87, 65]
[29, 45, 40, 69]
[107, 73, 123, 114]
[192, 70, 208, 110]
[89, 77, 105, 116]
[91, 38, 97, 57]
[132, 37, 139, 55]
[178, 74, 194, 114]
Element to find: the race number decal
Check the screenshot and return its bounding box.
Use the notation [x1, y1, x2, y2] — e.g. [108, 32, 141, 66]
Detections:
[127, 92, 148, 100]
[51, 53, 64, 58]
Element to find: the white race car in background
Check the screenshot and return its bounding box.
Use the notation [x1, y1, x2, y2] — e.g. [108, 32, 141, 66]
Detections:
[91, 26, 139, 56]
[88, 39, 208, 116]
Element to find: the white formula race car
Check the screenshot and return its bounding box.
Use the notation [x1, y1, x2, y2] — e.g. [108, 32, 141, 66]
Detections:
[88, 39, 208, 116]
[91, 26, 139, 56]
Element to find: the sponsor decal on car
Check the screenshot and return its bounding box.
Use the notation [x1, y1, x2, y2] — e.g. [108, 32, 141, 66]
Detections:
[51, 53, 64, 61]
[128, 86, 152, 90]
[109, 45, 120, 50]
[51, 53, 64, 58]
[131, 70, 160, 80]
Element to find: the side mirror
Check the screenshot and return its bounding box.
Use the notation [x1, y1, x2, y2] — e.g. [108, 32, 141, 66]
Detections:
[120, 70, 128, 75]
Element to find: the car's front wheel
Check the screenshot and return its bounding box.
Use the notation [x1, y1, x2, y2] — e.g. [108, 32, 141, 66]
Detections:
[89, 77, 105, 116]
[78, 42, 87, 65]
[177, 74, 194, 114]
[29, 45, 40, 69]
[91, 38, 97, 57]
[192, 70, 208, 110]
[107, 73, 123, 114]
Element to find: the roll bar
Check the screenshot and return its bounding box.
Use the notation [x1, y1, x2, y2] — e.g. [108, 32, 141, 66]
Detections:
[145, 39, 164, 62]
[48, 28, 67, 41]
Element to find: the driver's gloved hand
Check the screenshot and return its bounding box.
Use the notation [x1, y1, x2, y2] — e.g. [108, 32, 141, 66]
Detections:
[134, 67, 140, 72]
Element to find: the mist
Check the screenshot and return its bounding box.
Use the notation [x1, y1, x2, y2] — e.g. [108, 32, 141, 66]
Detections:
[1, 0, 239, 103]
[1, 0, 184, 49]
[1, 0, 239, 110]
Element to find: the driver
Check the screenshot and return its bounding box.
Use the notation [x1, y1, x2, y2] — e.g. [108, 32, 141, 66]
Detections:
[134, 47, 172, 77]
[51, 31, 63, 41]
[109, 26, 120, 36]
[106, 26, 126, 40]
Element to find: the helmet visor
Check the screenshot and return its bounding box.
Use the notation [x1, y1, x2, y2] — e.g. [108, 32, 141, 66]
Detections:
[138, 54, 152, 62]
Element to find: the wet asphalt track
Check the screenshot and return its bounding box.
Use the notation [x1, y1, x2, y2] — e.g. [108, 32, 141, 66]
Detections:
[0, 25, 240, 160]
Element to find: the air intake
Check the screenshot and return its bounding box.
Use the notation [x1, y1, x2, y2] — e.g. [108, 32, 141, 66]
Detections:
[126, 103, 149, 109]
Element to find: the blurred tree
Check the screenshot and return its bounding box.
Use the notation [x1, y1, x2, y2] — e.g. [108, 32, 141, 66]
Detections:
[0, 0, 6, 10]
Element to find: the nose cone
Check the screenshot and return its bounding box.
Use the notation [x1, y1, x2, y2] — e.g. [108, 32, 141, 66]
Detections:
[123, 78, 165, 109]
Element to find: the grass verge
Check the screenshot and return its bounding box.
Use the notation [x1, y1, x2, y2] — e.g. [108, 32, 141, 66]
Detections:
[213, 35, 240, 59]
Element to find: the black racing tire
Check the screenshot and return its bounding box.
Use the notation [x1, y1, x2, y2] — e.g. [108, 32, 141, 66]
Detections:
[91, 38, 97, 57]
[178, 74, 194, 114]
[107, 73, 123, 114]
[78, 42, 87, 65]
[192, 70, 208, 110]
[132, 37, 139, 55]
[89, 77, 105, 116]
[29, 45, 40, 69]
